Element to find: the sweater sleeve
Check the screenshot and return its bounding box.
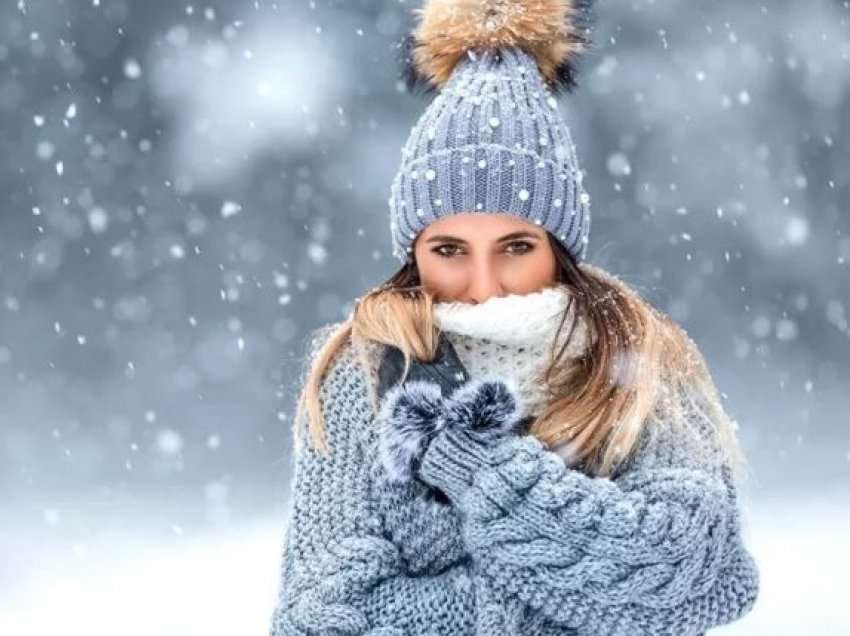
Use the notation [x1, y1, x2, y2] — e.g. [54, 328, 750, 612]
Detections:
[416, 378, 760, 636]
[268, 325, 477, 636]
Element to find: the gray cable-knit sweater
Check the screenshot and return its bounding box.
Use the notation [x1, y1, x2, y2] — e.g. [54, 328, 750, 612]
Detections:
[268, 320, 760, 635]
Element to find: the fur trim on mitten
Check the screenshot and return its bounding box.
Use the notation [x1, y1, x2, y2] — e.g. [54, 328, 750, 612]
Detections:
[377, 380, 447, 484]
[377, 376, 528, 484]
[442, 376, 528, 440]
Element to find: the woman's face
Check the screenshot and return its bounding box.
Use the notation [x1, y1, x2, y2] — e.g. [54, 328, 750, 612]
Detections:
[412, 213, 557, 304]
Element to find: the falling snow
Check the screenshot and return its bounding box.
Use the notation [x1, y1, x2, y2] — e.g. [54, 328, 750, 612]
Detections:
[123, 57, 142, 79]
[220, 200, 242, 218]
[0, 1, 847, 634]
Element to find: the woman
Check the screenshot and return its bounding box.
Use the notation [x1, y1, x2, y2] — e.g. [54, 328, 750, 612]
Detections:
[269, 1, 760, 634]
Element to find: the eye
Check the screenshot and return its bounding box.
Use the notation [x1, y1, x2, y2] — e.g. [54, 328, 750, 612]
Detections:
[432, 244, 463, 258]
[430, 241, 535, 258]
[506, 240, 534, 255]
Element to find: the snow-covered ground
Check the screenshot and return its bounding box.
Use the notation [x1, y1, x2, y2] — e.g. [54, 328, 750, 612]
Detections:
[1, 490, 847, 635]
[0, 508, 281, 635]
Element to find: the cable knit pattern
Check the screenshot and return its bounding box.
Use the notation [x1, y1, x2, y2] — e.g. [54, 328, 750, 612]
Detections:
[413, 377, 760, 635]
[271, 287, 760, 635]
[269, 324, 476, 635]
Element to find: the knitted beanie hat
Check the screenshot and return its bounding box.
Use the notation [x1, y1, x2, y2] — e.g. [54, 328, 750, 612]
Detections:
[388, 0, 596, 265]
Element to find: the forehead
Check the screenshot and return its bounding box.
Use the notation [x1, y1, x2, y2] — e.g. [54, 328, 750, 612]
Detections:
[419, 213, 544, 238]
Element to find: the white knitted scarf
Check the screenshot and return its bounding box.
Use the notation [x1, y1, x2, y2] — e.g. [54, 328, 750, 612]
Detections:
[432, 284, 592, 420]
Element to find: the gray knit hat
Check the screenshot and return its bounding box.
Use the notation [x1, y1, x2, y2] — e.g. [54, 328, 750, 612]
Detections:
[388, 0, 596, 265]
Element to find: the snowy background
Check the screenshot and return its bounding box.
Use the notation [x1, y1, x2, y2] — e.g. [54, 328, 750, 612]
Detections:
[1, 0, 848, 634]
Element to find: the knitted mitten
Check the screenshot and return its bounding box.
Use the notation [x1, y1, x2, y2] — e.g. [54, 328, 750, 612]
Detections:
[376, 375, 529, 488]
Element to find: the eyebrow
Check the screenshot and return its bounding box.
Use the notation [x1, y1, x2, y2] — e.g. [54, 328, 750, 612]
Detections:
[425, 231, 543, 244]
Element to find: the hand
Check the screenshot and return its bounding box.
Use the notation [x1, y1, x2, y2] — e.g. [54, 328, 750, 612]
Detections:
[372, 335, 472, 562]
[375, 333, 471, 486]
[376, 332, 470, 404]
[377, 345, 528, 487]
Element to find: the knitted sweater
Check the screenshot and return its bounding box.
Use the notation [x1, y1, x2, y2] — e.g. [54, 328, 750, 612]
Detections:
[269, 286, 760, 635]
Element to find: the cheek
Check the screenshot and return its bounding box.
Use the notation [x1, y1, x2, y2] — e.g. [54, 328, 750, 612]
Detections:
[416, 252, 461, 291]
[504, 247, 558, 287]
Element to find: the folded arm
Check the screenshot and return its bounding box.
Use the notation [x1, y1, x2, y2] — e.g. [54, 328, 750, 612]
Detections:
[379, 376, 760, 635]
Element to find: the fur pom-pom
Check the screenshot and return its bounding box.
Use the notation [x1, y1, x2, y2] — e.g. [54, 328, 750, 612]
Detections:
[399, 0, 596, 96]
[442, 376, 528, 440]
[377, 380, 446, 483]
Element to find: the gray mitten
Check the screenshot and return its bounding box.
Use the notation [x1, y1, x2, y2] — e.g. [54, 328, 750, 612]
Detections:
[375, 334, 470, 489]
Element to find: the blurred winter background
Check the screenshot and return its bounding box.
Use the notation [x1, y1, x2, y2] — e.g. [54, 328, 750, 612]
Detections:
[0, 0, 847, 634]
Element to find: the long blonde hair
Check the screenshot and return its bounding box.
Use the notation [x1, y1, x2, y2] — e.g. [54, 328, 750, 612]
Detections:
[295, 235, 751, 486]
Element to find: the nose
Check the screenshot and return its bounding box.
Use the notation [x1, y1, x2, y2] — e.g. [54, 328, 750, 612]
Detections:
[465, 263, 505, 304]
